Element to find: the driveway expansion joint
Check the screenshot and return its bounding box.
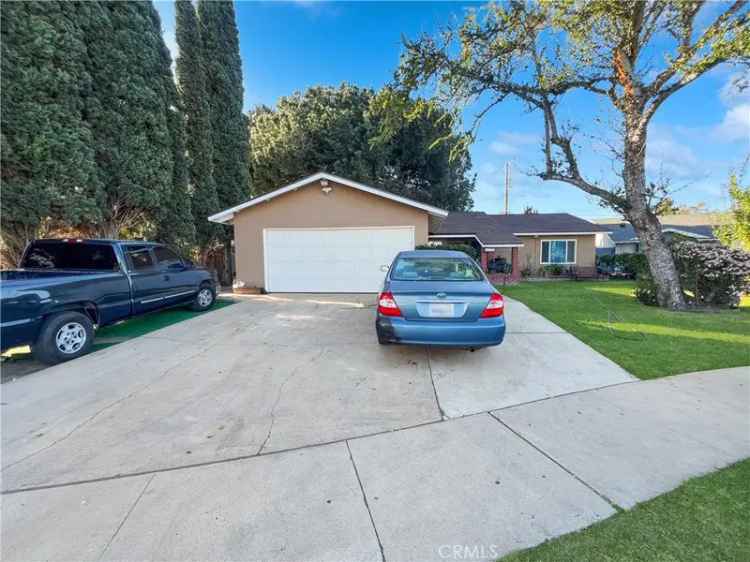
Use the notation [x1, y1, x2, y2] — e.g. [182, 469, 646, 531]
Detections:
[487, 411, 623, 512]
[2, 341, 227, 473]
[2, 378, 644, 495]
[346, 440, 386, 562]
[426, 348, 447, 420]
[97, 473, 155, 560]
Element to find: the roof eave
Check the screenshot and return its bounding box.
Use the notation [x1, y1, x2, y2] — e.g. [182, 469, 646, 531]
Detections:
[207, 172, 449, 223]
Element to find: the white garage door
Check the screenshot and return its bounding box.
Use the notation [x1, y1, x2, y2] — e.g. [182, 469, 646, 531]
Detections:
[264, 227, 415, 292]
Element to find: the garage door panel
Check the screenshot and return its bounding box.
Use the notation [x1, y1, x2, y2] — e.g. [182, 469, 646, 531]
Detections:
[265, 228, 414, 292]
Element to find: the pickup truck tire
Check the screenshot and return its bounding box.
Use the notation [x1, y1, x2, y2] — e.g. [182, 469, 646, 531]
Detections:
[190, 285, 216, 311]
[33, 311, 95, 365]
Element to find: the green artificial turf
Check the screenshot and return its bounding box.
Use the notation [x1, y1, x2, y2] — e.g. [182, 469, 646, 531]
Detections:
[501, 459, 750, 562]
[95, 297, 234, 340]
[1, 297, 235, 360]
[500, 281, 750, 379]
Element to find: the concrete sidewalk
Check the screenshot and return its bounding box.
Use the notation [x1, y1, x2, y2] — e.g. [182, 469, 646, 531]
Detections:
[3, 367, 748, 562]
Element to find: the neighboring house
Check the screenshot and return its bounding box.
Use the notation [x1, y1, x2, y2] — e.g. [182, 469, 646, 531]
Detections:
[429, 212, 610, 280]
[596, 221, 720, 255]
[209, 172, 609, 292]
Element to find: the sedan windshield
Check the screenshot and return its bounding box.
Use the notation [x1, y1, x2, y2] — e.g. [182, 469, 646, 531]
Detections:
[391, 257, 483, 281]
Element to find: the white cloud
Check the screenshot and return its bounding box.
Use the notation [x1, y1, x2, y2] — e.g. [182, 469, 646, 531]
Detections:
[646, 127, 703, 180]
[711, 72, 750, 143]
[713, 103, 750, 143]
[489, 131, 538, 156]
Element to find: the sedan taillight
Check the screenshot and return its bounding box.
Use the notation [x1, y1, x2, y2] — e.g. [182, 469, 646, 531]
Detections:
[480, 293, 504, 318]
[377, 291, 402, 317]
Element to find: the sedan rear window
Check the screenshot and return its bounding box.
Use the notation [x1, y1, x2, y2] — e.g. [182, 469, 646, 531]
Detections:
[22, 242, 118, 270]
[391, 257, 483, 281]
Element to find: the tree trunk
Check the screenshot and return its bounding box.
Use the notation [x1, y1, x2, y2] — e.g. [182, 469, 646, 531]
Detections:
[622, 117, 686, 310]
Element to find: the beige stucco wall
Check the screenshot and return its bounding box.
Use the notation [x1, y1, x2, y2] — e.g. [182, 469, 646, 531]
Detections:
[517, 234, 596, 273]
[231, 179, 430, 289]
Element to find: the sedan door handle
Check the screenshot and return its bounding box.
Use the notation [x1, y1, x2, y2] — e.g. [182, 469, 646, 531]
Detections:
[163, 274, 170, 281]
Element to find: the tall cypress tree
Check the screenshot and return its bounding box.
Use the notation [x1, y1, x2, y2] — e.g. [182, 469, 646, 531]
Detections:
[1, 1, 101, 264]
[196, 0, 251, 209]
[152, 3, 195, 252]
[175, 0, 220, 254]
[82, 1, 174, 238]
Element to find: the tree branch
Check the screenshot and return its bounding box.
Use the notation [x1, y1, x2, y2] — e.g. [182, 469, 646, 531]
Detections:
[537, 97, 628, 210]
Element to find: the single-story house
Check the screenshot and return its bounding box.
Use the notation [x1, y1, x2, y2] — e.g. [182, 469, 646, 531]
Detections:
[209, 173, 609, 292]
[597, 222, 719, 255]
[429, 212, 610, 280]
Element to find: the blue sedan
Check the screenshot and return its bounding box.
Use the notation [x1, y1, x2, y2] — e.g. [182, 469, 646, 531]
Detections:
[375, 250, 506, 348]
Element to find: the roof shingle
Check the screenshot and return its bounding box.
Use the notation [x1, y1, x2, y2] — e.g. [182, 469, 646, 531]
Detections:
[431, 212, 608, 246]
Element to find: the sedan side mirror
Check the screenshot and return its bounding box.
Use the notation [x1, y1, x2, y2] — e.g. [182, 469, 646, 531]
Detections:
[380, 264, 389, 272]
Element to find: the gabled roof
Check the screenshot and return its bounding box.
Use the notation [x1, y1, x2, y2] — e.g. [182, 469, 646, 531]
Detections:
[430, 212, 609, 247]
[208, 172, 449, 224]
[609, 223, 717, 244]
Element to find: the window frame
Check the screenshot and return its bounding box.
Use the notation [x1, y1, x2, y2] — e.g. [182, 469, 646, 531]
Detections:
[153, 245, 183, 268]
[124, 245, 157, 272]
[540, 239, 577, 265]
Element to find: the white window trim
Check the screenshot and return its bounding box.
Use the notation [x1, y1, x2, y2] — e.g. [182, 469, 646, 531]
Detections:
[540, 239, 577, 265]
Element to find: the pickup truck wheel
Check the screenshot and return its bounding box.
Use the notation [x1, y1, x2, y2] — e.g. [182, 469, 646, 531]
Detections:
[33, 312, 95, 365]
[190, 285, 215, 311]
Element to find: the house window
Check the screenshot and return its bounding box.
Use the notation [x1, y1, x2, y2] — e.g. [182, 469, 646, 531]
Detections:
[541, 240, 576, 264]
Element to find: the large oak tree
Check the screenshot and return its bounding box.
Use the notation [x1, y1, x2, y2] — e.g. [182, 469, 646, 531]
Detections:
[391, 0, 748, 309]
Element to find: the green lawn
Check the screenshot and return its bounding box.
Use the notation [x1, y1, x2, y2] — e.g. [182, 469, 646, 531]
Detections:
[500, 281, 750, 379]
[501, 459, 750, 562]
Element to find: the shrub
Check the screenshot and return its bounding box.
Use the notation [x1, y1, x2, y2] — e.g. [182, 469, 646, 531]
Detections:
[634, 274, 659, 306]
[545, 264, 564, 276]
[598, 253, 648, 277]
[634, 243, 750, 308]
[417, 243, 479, 261]
[673, 243, 750, 307]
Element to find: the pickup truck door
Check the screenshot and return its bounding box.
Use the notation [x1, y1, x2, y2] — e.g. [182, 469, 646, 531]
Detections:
[152, 246, 197, 305]
[124, 246, 170, 314]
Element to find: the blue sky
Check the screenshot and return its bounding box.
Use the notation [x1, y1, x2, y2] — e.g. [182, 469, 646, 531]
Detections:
[154, 1, 749, 218]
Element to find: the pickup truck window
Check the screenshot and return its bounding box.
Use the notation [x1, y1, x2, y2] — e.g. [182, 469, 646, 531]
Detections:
[153, 246, 182, 267]
[126, 247, 155, 271]
[22, 242, 118, 270]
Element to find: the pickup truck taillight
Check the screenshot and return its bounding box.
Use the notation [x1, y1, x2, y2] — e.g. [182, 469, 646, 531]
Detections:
[480, 293, 504, 318]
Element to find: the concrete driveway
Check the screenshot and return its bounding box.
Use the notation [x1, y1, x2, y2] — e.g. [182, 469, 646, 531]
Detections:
[1, 294, 633, 490]
[6, 294, 745, 561]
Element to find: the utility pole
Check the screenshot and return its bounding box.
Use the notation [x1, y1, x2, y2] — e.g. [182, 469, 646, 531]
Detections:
[504, 161, 511, 215]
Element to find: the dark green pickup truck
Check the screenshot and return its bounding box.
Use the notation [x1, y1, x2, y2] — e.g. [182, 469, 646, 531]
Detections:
[1, 239, 217, 364]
